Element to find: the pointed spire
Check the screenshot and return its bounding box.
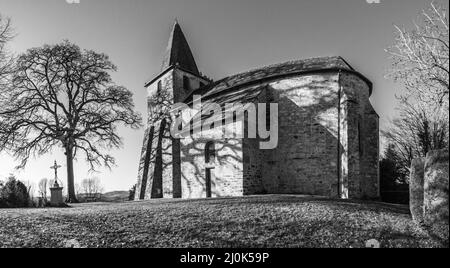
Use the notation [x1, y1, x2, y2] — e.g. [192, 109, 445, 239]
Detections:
[161, 20, 200, 75]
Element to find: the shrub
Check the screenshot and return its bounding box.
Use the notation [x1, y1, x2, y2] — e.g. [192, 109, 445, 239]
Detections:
[0, 176, 30, 208]
[129, 184, 136, 201]
[380, 144, 409, 204]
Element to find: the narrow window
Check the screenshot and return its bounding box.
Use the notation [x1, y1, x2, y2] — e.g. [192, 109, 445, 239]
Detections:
[205, 141, 216, 164]
[183, 76, 191, 91]
[157, 80, 162, 94]
[205, 141, 215, 198]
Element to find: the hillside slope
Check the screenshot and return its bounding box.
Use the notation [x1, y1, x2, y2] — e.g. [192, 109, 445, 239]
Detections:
[101, 191, 129, 202]
[0, 195, 441, 248]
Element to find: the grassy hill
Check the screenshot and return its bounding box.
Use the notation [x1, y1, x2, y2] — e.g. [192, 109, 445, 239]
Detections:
[101, 191, 129, 202]
[77, 191, 129, 203]
[0, 195, 442, 248]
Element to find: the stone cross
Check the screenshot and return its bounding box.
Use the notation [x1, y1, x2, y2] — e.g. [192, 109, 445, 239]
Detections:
[50, 161, 62, 187]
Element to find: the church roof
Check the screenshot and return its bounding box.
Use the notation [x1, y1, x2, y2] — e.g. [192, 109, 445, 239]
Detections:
[161, 21, 200, 75]
[186, 56, 372, 104]
[181, 56, 374, 130]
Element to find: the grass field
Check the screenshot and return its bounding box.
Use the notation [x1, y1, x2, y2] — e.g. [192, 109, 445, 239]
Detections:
[0, 195, 442, 248]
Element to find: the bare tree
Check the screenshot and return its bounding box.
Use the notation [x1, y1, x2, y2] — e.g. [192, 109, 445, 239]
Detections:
[75, 182, 82, 197]
[0, 14, 15, 93]
[81, 177, 103, 198]
[38, 178, 48, 200]
[384, 2, 449, 178]
[386, 2, 449, 107]
[0, 41, 142, 202]
[24, 180, 36, 200]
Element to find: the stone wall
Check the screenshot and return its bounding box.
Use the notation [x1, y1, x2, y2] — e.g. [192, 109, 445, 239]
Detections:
[180, 128, 244, 198]
[263, 73, 341, 197]
[340, 73, 379, 199]
[243, 136, 266, 195]
[424, 149, 449, 244]
[135, 126, 152, 200]
[409, 149, 449, 245]
[410, 158, 426, 223]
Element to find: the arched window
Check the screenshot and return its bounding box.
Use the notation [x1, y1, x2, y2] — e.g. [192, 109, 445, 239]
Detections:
[205, 141, 216, 164]
[157, 80, 162, 94]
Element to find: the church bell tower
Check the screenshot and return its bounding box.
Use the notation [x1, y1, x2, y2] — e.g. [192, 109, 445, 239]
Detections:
[135, 21, 210, 200]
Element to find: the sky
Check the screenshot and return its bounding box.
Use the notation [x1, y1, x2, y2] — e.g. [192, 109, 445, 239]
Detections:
[0, 0, 446, 192]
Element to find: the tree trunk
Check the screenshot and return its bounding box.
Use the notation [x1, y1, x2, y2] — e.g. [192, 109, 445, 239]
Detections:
[65, 140, 78, 203]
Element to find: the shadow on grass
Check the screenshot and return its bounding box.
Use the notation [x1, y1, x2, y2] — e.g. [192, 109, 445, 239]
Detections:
[129, 195, 412, 217]
[208, 195, 412, 215]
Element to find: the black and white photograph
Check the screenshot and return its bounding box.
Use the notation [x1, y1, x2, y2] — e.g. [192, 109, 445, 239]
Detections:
[0, 0, 448, 252]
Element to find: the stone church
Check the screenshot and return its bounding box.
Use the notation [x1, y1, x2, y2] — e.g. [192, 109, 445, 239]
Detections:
[135, 22, 380, 200]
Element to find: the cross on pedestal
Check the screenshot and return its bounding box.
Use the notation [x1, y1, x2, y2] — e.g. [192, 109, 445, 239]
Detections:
[50, 160, 62, 188]
[49, 160, 65, 207]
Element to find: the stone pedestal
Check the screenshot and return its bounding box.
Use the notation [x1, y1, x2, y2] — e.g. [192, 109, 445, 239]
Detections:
[50, 186, 64, 207]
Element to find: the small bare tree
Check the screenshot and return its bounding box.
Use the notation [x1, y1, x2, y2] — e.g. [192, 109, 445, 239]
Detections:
[0, 41, 142, 202]
[81, 177, 103, 199]
[38, 178, 48, 200]
[75, 182, 82, 197]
